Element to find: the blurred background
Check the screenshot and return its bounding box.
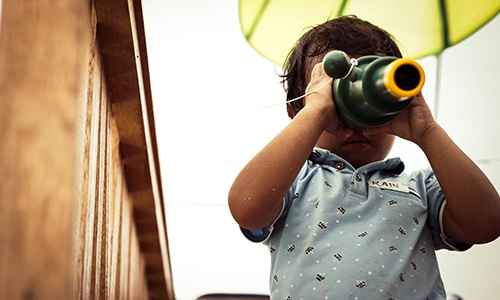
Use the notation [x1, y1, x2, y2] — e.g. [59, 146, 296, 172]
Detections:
[142, 0, 500, 299]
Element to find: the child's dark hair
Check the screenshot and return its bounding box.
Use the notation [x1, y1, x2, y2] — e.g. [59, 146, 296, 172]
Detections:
[281, 15, 402, 116]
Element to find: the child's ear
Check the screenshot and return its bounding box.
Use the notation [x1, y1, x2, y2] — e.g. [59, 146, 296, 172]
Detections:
[287, 104, 296, 119]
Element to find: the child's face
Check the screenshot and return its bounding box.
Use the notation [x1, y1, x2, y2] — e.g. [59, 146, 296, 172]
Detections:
[316, 130, 395, 168]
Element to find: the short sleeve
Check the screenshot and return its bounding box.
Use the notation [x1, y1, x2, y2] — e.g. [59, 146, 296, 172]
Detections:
[240, 163, 309, 243]
[424, 170, 472, 251]
[241, 226, 273, 243]
[240, 198, 286, 243]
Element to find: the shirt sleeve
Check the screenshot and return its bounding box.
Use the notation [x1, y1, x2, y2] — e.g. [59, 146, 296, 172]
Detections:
[239, 162, 308, 243]
[240, 198, 286, 243]
[424, 170, 473, 251]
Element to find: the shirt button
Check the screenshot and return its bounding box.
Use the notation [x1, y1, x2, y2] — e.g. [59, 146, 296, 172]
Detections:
[333, 161, 345, 170]
[355, 173, 362, 182]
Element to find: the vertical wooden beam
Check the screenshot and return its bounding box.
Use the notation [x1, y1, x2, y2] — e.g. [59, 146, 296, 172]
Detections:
[94, 0, 175, 297]
[0, 0, 88, 299]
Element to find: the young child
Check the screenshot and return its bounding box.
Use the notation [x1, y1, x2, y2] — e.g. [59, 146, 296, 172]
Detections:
[228, 15, 500, 299]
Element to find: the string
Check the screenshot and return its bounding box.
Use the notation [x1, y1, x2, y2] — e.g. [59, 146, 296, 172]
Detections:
[247, 78, 333, 114]
[341, 58, 359, 79]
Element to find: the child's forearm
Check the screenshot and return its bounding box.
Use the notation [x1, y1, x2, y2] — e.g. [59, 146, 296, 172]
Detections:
[228, 106, 327, 230]
[417, 124, 500, 244]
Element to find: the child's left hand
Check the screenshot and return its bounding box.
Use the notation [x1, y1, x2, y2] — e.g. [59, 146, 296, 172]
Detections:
[363, 93, 438, 146]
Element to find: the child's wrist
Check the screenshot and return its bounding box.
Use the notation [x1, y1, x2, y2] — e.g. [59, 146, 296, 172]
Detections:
[413, 122, 443, 149]
[296, 104, 336, 131]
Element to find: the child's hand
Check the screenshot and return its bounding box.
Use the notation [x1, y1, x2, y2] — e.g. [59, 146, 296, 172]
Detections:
[364, 93, 438, 145]
[304, 63, 352, 137]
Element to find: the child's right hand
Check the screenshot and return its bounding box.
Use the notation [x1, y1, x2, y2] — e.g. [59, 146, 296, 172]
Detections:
[304, 62, 353, 138]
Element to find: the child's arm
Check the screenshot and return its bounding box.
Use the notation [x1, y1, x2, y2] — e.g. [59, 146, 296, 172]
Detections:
[228, 64, 341, 230]
[366, 95, 500, 244]
[415, 119, 500, 244]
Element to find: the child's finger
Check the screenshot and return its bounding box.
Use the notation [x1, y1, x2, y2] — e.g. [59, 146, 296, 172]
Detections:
[308, 63, 328, 85]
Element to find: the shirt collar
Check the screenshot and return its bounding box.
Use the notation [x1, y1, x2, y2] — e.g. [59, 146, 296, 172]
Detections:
[309, 147, 405, 175]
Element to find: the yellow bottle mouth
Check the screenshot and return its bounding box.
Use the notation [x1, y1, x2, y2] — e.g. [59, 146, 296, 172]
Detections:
[384, 58, 425, 99]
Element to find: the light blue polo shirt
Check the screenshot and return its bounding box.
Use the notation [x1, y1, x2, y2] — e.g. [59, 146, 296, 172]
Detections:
[242, 148, 471, 300]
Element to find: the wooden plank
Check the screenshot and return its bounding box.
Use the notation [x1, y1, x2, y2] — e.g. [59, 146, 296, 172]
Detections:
[73, 5, 98, 298]
[94, 0, 174, 298]
[0, 0, 171, 298]
[0, 0, 88, 299]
